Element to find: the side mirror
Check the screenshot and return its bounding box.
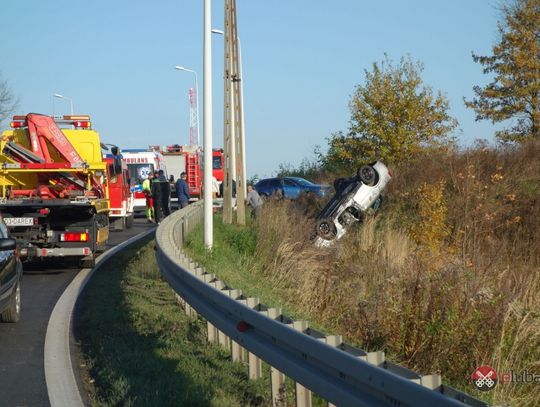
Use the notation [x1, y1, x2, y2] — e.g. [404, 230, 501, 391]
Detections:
[0, 238, 17, 251]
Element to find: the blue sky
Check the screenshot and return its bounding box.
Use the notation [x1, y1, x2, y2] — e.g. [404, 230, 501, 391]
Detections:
[1, 1, 502, 178]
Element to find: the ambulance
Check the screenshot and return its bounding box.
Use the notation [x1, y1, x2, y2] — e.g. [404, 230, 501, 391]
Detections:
[122, 149, 168, 213]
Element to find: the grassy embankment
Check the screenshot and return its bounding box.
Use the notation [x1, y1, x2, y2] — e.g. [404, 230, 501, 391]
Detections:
[75, 235, 270, 407]
[184, 141, 540, 407]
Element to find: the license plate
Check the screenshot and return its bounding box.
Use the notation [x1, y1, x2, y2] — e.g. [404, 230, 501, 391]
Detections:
[4, 217, 34, 226]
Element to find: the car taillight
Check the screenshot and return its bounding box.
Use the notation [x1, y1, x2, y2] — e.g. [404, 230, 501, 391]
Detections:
[60, 232, 89, 242]
[39, 208, 50, 215]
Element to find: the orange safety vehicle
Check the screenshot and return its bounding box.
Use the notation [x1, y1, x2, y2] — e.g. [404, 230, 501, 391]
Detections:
[0, 113, 111, 268]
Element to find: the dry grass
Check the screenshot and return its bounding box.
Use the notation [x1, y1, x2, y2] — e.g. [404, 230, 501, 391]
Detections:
[249, 140, 540, 405]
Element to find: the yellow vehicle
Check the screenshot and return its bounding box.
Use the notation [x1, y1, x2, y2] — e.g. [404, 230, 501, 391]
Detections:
[0, 113, 112, 267]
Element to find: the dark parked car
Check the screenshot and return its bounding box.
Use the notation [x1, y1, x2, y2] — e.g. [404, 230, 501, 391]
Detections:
[0, 217, 22, 323]
[255, 177, 330, 199]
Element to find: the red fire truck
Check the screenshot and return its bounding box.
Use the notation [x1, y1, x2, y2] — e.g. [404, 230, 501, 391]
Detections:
[104, 152, 134, 230]
[212, 148, 225, 183]
[151, 145, 202, 203]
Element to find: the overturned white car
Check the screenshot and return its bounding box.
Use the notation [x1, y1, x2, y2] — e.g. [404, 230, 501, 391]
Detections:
[314, 161, 392, 246]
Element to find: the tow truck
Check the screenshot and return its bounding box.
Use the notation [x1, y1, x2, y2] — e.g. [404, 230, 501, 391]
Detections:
[0, 113, 112, 267]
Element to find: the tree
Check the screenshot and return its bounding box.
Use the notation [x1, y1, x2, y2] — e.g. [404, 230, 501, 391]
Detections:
[323, 56, 457, 171]
[0, 73, 18, 126]
[465, 0, 540, 143]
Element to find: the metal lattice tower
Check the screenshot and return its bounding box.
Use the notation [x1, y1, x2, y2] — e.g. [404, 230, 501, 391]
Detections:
[188, 87, 199, 146]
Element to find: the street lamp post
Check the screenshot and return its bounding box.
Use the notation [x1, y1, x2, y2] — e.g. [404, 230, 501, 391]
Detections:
[211, 29, 247, 197]
[174, 66, 200, 146]
[53, 93, 74, 115]
[203, 0, 213, 249]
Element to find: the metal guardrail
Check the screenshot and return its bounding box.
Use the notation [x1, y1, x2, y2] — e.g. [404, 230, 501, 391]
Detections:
[155, 201, 487, 407]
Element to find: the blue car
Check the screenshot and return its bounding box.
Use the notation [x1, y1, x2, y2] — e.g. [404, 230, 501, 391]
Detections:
[254, 177, 330, 199]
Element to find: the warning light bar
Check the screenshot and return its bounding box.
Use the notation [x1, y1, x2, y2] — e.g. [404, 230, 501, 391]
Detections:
[60, 231, 89, 242]
[10, 121, 26, 128]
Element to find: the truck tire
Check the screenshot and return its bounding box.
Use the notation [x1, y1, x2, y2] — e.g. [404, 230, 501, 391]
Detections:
[80, 255, 95, 269]
[113, 217, 125, 231]
[1, 281, 21, 323]
[126, 213, 134, 229]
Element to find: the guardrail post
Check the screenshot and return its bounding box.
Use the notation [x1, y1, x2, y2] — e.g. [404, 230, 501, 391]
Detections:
[420, 374, 442, 389]
[207, 322, 218, 343]
[271, 366, 286, 407]
[292, 321, 312, 407]
[324, 335, 342, 407]
[244, 297, 262, 378]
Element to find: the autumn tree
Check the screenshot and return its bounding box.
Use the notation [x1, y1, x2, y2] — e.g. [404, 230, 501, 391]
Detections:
[465, 0, 540, 143]
[0, 73, 18, 126]
[323, 56, 457, 171]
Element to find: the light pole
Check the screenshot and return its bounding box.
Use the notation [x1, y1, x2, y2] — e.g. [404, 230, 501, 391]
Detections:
[203, 0, 213, 249]
[174, 66, 200, 146]
[53, 93, 74, 115]
[212, 28, 247, 197]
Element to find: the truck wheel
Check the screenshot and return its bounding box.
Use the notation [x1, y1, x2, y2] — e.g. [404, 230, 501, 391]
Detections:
[1, 281, 21, 323]
[113, 217, 125, 231]
[357, 165, 376, 186]
[80, 256, 96, 269]
[126, 213, 134, 229]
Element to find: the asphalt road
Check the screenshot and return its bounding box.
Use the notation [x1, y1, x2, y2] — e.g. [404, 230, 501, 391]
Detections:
[0, 218, 154, 407]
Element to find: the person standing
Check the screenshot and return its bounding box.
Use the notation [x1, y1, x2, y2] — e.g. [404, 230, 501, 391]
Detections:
[175, 172, 191, 209]
[246, 184, 263, 218]
[142, 172, 154, 222]
[151, 171, 164, 223]
[158, 169, 171, 216]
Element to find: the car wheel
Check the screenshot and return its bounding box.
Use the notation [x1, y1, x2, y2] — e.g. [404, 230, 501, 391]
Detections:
[316, 219, 337, 240]
[357, 165, 376, 185]
[1, 281, 21, 323]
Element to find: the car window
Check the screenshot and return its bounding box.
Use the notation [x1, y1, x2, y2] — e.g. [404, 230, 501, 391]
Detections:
[288, 177, 313, 186]
[269, 179, 281, 188]
[283, 179, 297, 187]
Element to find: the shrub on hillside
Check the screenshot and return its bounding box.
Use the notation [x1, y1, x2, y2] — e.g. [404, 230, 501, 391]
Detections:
[251, 141, 539, 405]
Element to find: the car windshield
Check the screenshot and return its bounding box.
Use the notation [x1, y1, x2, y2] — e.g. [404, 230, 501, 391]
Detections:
[287, 177, 313, 186]
[128, 163, 155, 185]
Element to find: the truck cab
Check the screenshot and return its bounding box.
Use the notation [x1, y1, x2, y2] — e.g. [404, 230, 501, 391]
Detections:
[105, 152, 134, 230]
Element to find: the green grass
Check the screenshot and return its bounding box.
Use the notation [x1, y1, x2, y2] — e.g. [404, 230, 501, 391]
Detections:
[184, 215, 314, 324]
[75, 236, 270, 407]
[183, 215, 328, 406]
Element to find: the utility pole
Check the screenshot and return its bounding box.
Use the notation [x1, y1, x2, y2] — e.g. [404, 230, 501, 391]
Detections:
[222, 0, 233, 224]
[222, 0, 246, 225]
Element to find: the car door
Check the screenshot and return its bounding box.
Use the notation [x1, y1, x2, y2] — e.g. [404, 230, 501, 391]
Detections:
[282, 179, 301, 198]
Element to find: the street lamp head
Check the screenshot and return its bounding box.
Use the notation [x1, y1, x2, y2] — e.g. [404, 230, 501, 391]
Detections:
[174, 66, 186, 71]
[211, 29, 224, 35]
[54, 93, 64, 98]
